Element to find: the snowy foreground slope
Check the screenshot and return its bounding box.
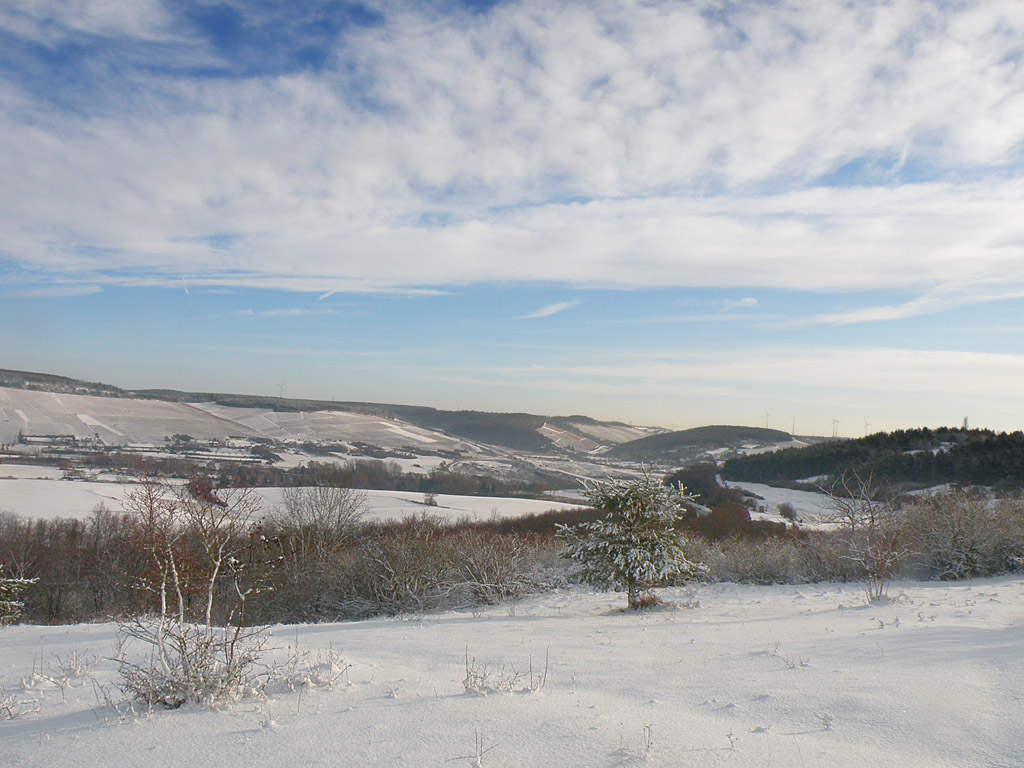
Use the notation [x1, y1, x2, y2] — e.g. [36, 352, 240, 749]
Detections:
[3, 579, 1023, 767]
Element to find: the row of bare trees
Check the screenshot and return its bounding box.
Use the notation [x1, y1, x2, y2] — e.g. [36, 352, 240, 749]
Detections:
[0, 477, 557, 625]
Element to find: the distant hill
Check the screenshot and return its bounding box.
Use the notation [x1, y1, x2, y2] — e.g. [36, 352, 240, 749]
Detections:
[722, 427, 1024, 489]
[138, 396, 603, 453]
[382, 407, 552, 452]
[0, 369, 125, 397]
[606, 425, 794, 461]
[1, 369, 653, 454]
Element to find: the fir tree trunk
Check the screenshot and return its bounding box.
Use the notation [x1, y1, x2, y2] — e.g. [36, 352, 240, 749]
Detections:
[627, 578, 639, 609]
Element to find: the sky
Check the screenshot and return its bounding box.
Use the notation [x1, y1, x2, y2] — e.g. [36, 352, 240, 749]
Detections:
[2, 0, 1024, 436]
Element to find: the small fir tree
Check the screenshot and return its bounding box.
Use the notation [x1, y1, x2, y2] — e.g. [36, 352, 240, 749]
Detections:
[0, 569, 36, 624]
[558, 472, 704, 609]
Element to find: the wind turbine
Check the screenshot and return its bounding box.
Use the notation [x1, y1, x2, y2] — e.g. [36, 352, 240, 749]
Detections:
[831, 416, 840, 438]
[277, 382, 285, 399]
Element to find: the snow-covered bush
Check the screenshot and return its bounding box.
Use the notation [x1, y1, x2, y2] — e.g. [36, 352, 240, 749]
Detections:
[116, 618, 270, 708]
[904, 490, 1024, 579]
[557, 472, 705, 609]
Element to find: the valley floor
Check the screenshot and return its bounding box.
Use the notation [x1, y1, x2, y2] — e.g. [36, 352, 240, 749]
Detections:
[3, 577, 1023, 767]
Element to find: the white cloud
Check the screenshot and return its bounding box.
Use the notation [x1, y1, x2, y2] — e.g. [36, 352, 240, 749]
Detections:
[15, 284, 103, 298]
[253, 307, 336, 318]
[812, 286, 1024, 326]
[2, 1, 1024, 305]
[0, 0, 176, 44]
[518, 300, 580, 319]
[493, 345, 1024, 402]
[723, 298, 758, 309]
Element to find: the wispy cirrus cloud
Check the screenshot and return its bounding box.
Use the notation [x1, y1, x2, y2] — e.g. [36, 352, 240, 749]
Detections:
[812, 286, 1024, 326]
[518, 300, 580, 320]
[238, 307, 337, 318]
[722, 297, 758, 310]
[16, 284, 103, 299]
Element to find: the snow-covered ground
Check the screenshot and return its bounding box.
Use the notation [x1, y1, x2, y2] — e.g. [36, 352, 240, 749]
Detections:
[736, 439, 809, 456]
[0, 472, 583, 522]
[0, 477, 132, 518]
[2, 577, 1022, 767]
[0, 464, 64, 480]
[728, 481, 832, 524]
[257, 488, 585, 523]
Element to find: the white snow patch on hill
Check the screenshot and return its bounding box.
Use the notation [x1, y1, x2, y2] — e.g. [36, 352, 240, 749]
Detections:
[728, 481, 833, 524]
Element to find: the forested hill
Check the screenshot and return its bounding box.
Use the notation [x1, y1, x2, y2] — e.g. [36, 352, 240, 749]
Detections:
[0, 369, 125, 397]
[721, 427, 1024, 489]
[606, 425, 793, 461]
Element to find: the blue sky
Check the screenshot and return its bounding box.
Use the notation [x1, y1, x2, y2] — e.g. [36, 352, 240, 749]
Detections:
[3, 1, 1024, 435]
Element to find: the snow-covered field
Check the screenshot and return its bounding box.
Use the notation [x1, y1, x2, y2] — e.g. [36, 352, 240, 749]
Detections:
[728, 481, 832, 524]
[0, 471, 583, 522]
[2, 578, 1022, 767]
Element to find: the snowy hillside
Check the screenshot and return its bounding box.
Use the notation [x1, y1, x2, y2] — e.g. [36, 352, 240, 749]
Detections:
[3, 578, 1022, 767]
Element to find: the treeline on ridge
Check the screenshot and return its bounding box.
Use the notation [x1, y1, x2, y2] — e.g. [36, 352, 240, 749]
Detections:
[722, 427, 1024, 489]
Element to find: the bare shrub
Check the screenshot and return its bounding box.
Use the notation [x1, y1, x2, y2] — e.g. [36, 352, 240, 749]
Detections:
[797, 531, 865, 583]
[116, 476, 268, 708]
[328, 515, 556, 617]
[904, 490, 1024, 579]
[686, 537, 804, 584]
[818, 470, 909, 600]
[846, 525, 908, 600]
[252, 484, 369, 623]
[349, 515, 456, 616]
[683, 529, 872, 586]
[450, 530, 542, 604]
[271, 485, 368, 562]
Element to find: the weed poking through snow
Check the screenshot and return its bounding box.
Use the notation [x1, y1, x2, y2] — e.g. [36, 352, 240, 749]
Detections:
[462, 647, 548, 695]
